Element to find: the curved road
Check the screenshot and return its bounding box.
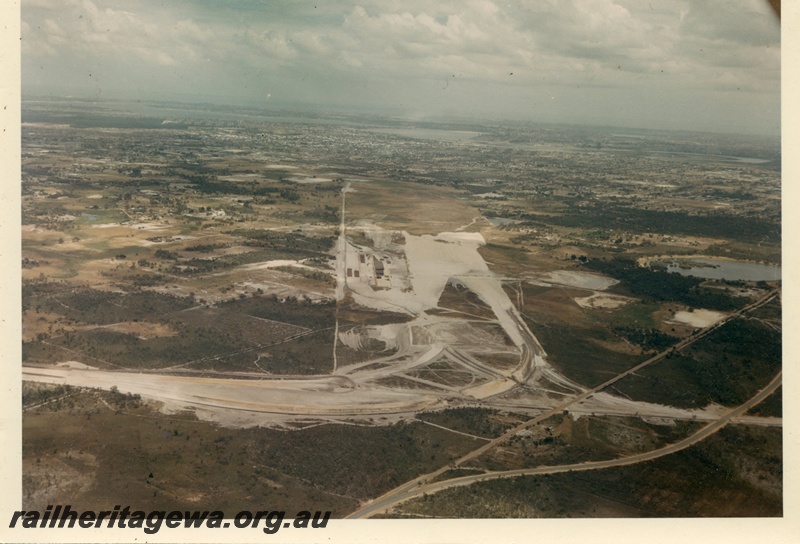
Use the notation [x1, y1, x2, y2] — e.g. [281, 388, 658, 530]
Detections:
[347, 368, 782, 518]
[345, 289, 779, 518]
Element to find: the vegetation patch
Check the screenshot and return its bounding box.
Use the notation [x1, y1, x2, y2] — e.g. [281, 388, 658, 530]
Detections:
[223, 295, 335, 329]
[612, 318, 781, 408]
[542, 205, 780, 245]
[611, 326, 678, 352]
[746, 386, 781, 418]
[22, 293, 335, 372]
[23, 283, 195, 325]
[394, 425, 781, 517]
[436, 281, 496, 319]
[528, 320, 644, 388]
[584, 257, 741, 311]
[230, 229, 334, 256]
[417, 408, 525, 439]
[255, 328, 335, 375]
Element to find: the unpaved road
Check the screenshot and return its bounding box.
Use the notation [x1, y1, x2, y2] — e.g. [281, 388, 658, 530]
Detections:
[344, 288, 780, 517]
[347, 368, 782, 518]
[22, 366, 439, 427]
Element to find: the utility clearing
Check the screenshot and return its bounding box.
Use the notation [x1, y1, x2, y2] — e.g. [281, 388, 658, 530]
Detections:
[22, 183, 746, 430]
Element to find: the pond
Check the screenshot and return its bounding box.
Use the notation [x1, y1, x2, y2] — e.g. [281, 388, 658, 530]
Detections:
[665, 258, 780, 281]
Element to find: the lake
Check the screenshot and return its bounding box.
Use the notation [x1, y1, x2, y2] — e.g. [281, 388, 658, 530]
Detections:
[665, 258, 781, 281]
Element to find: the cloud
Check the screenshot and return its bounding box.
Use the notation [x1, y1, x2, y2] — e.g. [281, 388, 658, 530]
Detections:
[680, 0, 779, 47]
[337, 1, 543, 82]
[24, 0, 185, 65]
[20, 0, 780, 133]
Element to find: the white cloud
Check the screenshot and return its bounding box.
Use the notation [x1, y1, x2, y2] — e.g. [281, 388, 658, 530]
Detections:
[20, 0, 780, 133]
[338, 1, 539, 81]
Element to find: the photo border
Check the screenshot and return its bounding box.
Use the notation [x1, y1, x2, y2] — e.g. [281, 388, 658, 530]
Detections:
[1, 2, 796, 542]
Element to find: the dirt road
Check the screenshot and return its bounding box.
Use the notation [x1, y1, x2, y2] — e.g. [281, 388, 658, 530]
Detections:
[347, 368, 782, 518]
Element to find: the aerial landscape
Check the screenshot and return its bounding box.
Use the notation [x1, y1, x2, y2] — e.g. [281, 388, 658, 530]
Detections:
[11, 0, 785, 533]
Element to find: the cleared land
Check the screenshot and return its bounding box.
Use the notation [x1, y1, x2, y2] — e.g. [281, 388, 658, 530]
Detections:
[21, 104, 781, 517]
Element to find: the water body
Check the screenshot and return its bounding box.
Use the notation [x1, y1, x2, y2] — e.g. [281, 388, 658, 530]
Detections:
[648, 150, 772, 164]
[486, 217, 519, 226]
[666, 258, 781, 281]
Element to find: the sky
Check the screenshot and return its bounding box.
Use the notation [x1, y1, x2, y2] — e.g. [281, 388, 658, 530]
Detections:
[20, 0, 781, 134]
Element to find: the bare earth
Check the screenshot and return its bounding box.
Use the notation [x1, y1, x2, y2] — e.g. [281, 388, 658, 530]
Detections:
[671, 309, 726, 328]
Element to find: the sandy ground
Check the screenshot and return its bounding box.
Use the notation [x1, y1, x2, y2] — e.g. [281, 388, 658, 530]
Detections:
[342, 229, 491, 315]
[461, 377, 518, 399]
[459, 278, 526, 348]
[26, 186, 723, 430]
[493, 387, 733, 423]
[340, 225, 532, 352]
[23, 367, 440, 427]
[574, 293, 633, 309]
[339, 223, 550, 392]
[332, 217, 555, 406]
[288, 176, 333, 184]
[571, 391, 731, 421]
[237, 259, 333, 274]
[90, 221, 169, 231]
[408, 319, 513, 351]
[101, 321, 179, 339]
[670, 309, 726, 328]
[339, 323, 409, 353]
[537, 270, 618, 290]
[638, 253, 744, 266]
[139, 235, 195, 247]
[56, 361, 98, 370]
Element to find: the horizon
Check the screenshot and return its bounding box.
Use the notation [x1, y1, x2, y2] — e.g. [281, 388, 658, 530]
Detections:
[21, 93, 783, 141]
